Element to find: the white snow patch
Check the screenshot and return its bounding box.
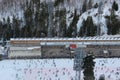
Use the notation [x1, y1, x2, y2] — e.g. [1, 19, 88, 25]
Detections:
[0, 58, 120, 80]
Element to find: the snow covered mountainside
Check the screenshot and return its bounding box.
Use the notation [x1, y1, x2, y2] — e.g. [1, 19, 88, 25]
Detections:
[0, 0, 25, 21]
[77, 0, 120, 35]
[0, 0, 120, 38]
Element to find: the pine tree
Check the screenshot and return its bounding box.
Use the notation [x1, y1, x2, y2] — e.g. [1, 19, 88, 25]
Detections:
[12, 15, 20, 38]
[82, 53, 95, 80]
[82, 0, 87, 13]
[106, 2, 120, 35]
[39, 2, 48, 37]
[54, 0, 64, 6]
[79, 19, 86, 37]
[34, 5, 40, 37]
[1, 17, 12, 40]
[106, 14, 120, 35]
[79, 16, 97, 37]
[0, 54, 2, 61]
[0, 21, 3, 38]
[112, 1, 118, 11]
[54, 8, 67, 37]
[1, 18, 6, 41]
[86, 16, 97, 36]
[58, 9, 67, 37]
[66, 25, 73, 37]
[6, 16, 12, 40]
[31, 0, 40, 5]
[66, 10, 79, 37]
[93, 3, 98, 8]
[24, 0, 34, 37]
[88, 0, 93, 9]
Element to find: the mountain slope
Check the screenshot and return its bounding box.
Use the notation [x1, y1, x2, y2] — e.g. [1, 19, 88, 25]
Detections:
[0, 0, 120, 38]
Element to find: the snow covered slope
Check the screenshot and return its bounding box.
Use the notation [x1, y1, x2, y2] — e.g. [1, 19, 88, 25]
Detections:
[0, 0, 120, 35]
[0, 58, 120, 80]
[0, 0, 25, 22]
[77, 0, 120, 35]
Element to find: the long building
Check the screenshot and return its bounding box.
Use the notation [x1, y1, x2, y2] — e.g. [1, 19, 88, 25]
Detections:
[9, 35, 120, 58]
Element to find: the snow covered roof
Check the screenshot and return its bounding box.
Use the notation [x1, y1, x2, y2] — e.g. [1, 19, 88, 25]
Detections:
[10, 35, 120, 41]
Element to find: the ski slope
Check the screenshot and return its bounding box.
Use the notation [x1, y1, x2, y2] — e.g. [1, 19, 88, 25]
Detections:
[0, 58, 120, 80]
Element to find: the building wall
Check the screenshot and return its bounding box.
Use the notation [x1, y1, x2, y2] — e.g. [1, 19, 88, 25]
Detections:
[41, 45, 72, 58]
[9, 46, 41, 58]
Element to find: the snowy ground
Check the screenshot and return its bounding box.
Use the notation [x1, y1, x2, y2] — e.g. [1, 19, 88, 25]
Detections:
[0, 58, 120, 80]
